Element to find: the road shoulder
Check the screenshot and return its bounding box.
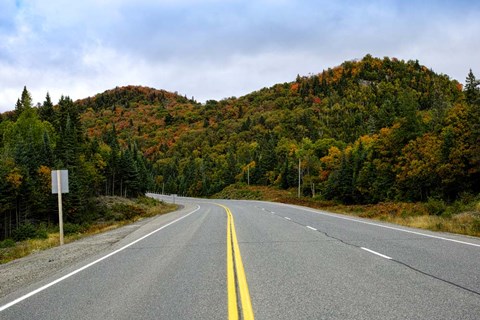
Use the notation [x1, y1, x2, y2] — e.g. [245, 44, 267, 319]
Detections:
[0, 204, 189, 299]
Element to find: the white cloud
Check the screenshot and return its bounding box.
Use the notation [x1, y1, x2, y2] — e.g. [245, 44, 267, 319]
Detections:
[0, 0, 479, 112]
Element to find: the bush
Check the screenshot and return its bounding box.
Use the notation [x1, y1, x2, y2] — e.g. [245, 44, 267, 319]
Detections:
[12, 223, 38, 241]
[111, 203, 146, 220]
[0, 239, 16, 248]
[63, 223, 84, 235]
[35, 228, 48, 239]
[425, 198, 446, 216]
[473, 218, 480, 233]
[136, 196, 161, 207]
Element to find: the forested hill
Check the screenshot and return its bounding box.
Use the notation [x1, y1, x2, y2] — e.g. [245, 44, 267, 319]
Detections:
[75, 55, 479, 203]
[1, 55, 479, 241]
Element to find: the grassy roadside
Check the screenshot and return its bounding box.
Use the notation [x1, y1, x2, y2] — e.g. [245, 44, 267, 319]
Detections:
[214, 184, 480, 238]
[0, 196, 177, 264]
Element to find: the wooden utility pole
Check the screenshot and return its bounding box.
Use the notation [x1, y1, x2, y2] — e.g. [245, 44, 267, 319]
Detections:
[298, 158, 301, 198]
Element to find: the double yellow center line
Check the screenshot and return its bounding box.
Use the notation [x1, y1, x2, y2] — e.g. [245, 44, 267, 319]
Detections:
[220, 204, 255, 320]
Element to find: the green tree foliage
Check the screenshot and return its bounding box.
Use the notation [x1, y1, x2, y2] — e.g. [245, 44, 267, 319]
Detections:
[0, 87, 157, 239]
[73, 57, 474, 204]
[465, 69, 479, 105]
[2, 58, 479, 239]
[14, 86, 33, 119]
[38, 92, 55, 122]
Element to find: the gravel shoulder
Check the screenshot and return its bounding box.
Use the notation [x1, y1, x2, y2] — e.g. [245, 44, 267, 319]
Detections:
[0, 205, 185, 299]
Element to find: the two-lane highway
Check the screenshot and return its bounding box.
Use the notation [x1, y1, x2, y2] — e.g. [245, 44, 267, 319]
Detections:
[1, 195, 480, 319]
[0, 203, 230, 319]
[225, 200, 480, 319]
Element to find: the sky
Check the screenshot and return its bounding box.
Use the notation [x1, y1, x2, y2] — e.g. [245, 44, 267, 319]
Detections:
[0, 0, 479, 112]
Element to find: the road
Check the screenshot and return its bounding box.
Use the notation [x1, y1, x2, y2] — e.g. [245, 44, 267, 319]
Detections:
[1, 195, 480, 319]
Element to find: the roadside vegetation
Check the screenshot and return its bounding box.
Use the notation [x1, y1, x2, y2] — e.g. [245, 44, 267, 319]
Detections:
[1, 55, 479, 262]
[0, 196, 176, 264]
[214, 184, 480, 238]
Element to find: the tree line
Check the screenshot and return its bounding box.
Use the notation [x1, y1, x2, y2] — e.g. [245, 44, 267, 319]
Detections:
[145, 57, 479, 203]
[1, 55, 479, 240]
[0, 88, 155, 240]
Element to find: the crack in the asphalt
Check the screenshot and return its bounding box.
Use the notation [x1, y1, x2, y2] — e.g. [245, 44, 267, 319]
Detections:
[259, 207, 480, 298]
[390, 260, 480, 297]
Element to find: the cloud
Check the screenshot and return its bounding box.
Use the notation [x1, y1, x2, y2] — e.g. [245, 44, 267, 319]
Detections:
[0, 0, 479, 112]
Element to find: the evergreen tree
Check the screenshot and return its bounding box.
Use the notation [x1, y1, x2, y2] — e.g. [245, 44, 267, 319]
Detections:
[119, 148, 141, 197]
[465, 69, 479, 105]
[14, 86, 33, 119]
[105, 124, 120, 195]
[38, 92, 55, 122]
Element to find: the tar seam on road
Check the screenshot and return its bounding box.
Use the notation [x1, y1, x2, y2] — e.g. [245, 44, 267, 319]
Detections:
[218, 204, 255, 320]
[281, 203, 480, 248]
[0, 206, 201, 313]
[256, 206, 480, 298]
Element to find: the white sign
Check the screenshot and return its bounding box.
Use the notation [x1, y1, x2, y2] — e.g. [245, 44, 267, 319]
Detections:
[51, 170, 69, 194]
[51, 169, 68, 245]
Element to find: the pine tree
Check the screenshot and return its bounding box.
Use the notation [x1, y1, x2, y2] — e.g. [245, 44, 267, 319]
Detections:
[105, 124, 120, 195]
[21, 86, 33, 110]
[119, 148, 140, 197]
[14, 86, 33, 119]
[465, 69, 479, 105]
[38, 92, 55, 122]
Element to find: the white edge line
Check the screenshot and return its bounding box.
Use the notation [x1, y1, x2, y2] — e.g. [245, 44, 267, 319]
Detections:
[280, 204, 480, 248]
[0, 205, 201, 312]
[361, 247, 392, 260]
[284, 217, 291, 220]
[306, 226, 317, 231]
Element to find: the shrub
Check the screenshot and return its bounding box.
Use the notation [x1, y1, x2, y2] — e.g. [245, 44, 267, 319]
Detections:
[472, 218, 480, 233]
[425, 198, 446, 216]
[12, 223, 38, 241]
[111, 203, 146, 220]
[35, 228, 48, 239]
[136, 196, 161, 207]
[0, 239, 16, 248]
[63, 223, 84, 235]
[475, 202, 480, 213]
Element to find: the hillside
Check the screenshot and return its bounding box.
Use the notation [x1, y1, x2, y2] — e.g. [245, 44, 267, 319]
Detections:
[76, 55, 479, 203]
[1, 55, 479, 242]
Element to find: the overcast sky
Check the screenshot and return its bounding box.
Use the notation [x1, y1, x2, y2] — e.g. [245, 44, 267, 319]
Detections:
[0, 0, 479, 112]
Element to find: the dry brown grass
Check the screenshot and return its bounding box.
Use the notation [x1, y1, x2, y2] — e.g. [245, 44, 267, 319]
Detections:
[214, 185, 480, 238]
[1, 234, 61, 264]
[301, 201, 480, 237]
[0, 197, 177, 264]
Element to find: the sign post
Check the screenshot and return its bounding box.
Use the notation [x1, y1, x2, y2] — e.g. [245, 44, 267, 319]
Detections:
[52, 170, 69, 245]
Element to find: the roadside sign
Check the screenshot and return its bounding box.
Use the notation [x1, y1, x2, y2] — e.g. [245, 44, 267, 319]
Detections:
[51, 169, 68, 245]
[51, 170, 69, 194]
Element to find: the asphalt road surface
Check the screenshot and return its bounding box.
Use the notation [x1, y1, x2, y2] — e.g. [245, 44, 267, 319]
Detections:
[1, 195, 480, 319]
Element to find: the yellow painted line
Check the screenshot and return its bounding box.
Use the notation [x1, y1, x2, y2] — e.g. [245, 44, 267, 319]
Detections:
[229, 208, 255, 320]
[218, 204, 254, 320]
[226, 208, 238, 320]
